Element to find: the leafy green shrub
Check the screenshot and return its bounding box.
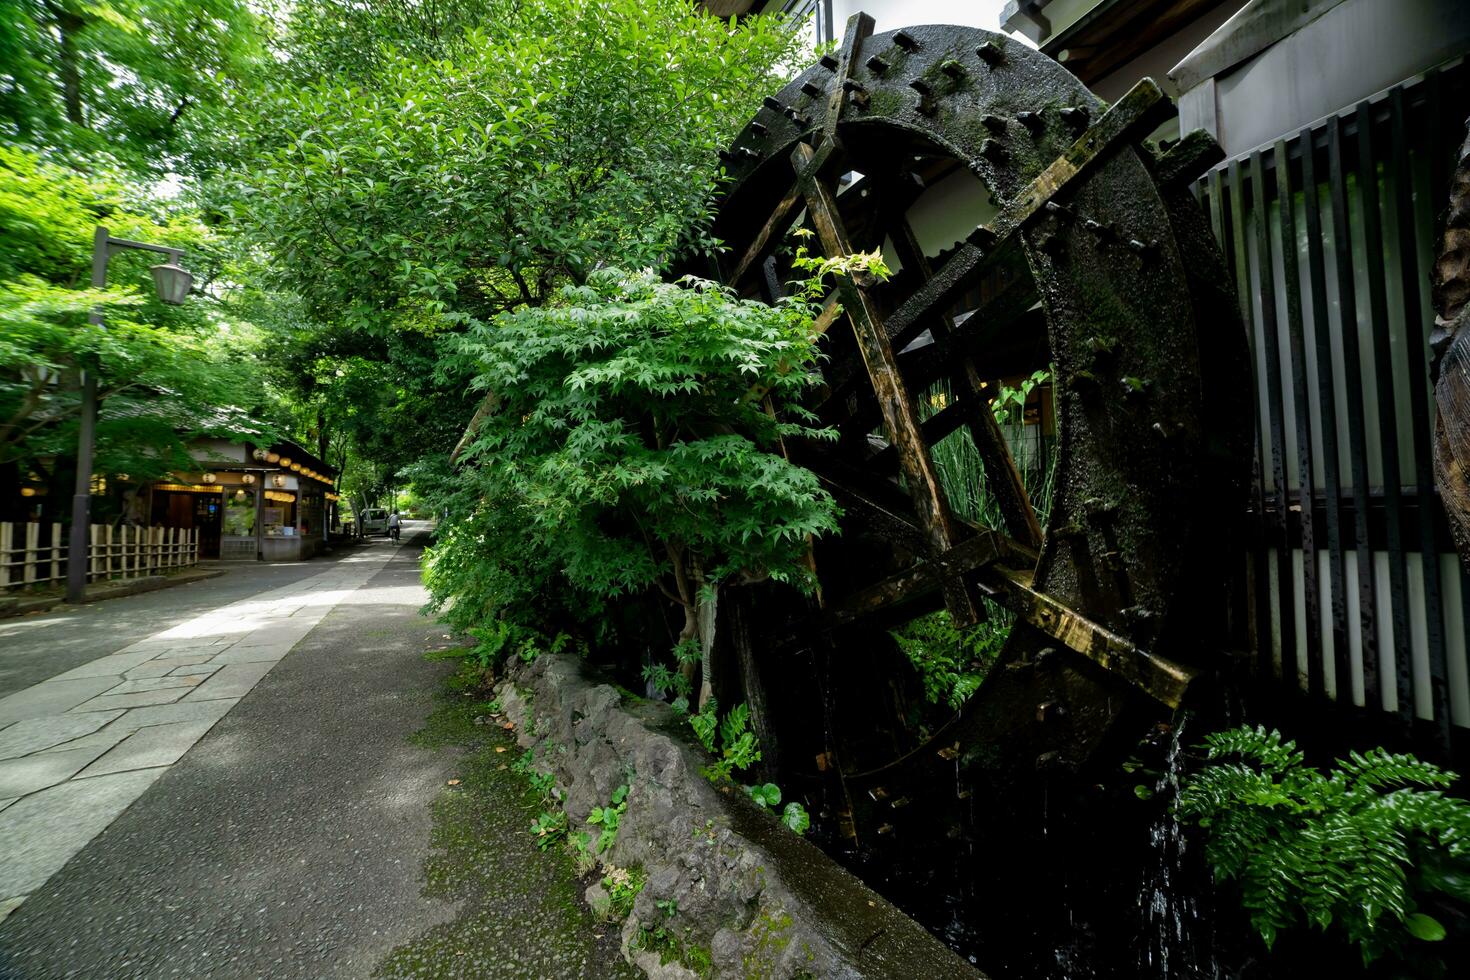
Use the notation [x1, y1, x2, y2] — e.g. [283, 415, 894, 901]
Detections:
[1178, 725, 1470, 962]
[428, 265, 871, 682]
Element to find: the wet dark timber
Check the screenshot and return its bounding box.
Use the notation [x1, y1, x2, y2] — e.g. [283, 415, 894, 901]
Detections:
[694, 14, 1253, 975]
[706, 13, 1246, 776]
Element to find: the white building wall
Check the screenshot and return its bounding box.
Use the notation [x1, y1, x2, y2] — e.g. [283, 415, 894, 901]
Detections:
[824, 0, 1019, 36]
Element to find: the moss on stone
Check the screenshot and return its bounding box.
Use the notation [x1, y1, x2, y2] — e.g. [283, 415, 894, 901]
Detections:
[741, 906, 796, 979]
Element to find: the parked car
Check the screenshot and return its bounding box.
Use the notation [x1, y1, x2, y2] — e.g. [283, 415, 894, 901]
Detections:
[359, 508, 389, 536]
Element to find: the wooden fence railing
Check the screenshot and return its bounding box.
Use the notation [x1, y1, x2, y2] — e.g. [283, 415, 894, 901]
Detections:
[0, 523, 199, 592]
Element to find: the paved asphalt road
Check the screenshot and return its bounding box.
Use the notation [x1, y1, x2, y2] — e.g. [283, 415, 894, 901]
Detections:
[0, 532, 465, 978]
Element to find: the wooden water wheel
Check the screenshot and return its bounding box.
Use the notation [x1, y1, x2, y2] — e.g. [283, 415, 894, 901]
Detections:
[703, 15, 1251, 815]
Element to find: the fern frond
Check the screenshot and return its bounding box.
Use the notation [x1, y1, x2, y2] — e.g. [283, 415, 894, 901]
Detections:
[1181, 724, 1468, 963]
[1200, 725, 1305, 774]
[1338, 747, 1457, 792]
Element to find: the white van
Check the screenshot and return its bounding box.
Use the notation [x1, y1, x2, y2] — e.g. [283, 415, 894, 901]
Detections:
[359, 508, 389, 536]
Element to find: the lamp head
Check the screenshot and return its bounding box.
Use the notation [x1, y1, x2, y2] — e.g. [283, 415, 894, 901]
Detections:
[149, 259, 193, 305]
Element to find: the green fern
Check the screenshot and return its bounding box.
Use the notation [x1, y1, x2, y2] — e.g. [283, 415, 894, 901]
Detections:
[1178, 725, 1470, 962]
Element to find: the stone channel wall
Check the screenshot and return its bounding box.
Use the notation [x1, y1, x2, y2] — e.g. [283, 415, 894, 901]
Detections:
[495, 654, 983, 980]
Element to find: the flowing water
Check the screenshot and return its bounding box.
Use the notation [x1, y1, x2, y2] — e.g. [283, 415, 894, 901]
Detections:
[1135, 718, 1219, 979]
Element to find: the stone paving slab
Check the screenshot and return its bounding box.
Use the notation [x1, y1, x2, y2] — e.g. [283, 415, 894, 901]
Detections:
[0, 744, 111, 798]
[68, 686, 192, 713]
[36, 725, 132, 757]
[77, 720, 217, 779]
[207, 644, 295, 665]
[0, 677, 122, 727]
[234, 627, 317, 648]
[0, 768, 167, 899]
[168, 663, 221, 677]
[123, 656, 215, 678]
[102, 697, 241, 736]
[0, 543, 402, 917]
[46, 651, 159, 682]
[0, 711, 124, 761]
[100, 675, 203, 697]
[181, 662, 275, 702]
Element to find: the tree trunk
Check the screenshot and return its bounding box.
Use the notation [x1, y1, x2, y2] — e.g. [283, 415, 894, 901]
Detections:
[1435, 118, 1470, 574]
[53, 5, 87, 127]
[726, 588, 780, 778]
[316, 410, 329, 462]
[696, 585, 719, 711]
[0, 460, 23, 522]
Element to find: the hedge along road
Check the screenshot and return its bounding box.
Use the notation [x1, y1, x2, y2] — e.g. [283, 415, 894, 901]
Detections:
[0, 528, 632, 978]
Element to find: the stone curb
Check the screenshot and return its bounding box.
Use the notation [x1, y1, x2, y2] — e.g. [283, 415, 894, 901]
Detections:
[0, 568, 225, 621]
[497, 653, 984, 980]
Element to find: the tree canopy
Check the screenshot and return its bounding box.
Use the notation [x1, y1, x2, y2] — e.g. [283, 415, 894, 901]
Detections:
[0, 0, 815, 543]
[0, 0, 267, 173]
[0, 145, 270, 499]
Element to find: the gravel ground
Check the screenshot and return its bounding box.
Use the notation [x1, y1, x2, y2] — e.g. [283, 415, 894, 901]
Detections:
[0, 531, 630, 979]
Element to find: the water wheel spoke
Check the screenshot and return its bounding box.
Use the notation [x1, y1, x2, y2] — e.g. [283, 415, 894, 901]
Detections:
[805, 445, 1032, 555]
[794, 140, 983, 626]
[879, 194, 1042, 550]
[729, 180, 804, 288]
[976, 566, 1195, 709]
[815, 243, 1039, 428]
[767, 526, 1037, 649]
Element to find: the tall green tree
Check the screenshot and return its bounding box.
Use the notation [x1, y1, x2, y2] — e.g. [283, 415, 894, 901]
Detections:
[423, 268, 845, 691]
[0, 145, 270, 516]
[221, 0, 804, 325]
[0, 0, 267, 172]
[215, 0, 806, 493]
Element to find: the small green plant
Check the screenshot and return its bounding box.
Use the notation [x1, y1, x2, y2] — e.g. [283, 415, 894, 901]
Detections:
[889, 609, 1009, 710]
[689, 698, 719, 753]
[745, 782, 782, 808]
[527, 769, 555, 799]
[601, 865, 646, 920]
[588, 784, 630, 854]
[568, 831, 598, 875]
[699, 702, 761, 782]
[530, 810, 568, 851]
[781, 801, 811, 836]
[989, 368, 1050, 426]
[637, 895, 714, 978]
[645, 639, 701, 706]
[1178, 725, 1470, 963]
[694, 703, 809, 836]
[462, 621, 568, 671]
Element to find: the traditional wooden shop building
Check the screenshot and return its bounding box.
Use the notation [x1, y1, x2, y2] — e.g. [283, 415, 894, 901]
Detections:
[145, 439, 339, 561]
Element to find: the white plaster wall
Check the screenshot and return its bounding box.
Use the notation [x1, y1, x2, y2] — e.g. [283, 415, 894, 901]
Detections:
[894, 168, 999, 269]
[826, 0, 1022, 38]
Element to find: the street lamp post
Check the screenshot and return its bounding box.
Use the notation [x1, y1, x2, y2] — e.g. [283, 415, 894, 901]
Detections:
[67, 225, 193, 603]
